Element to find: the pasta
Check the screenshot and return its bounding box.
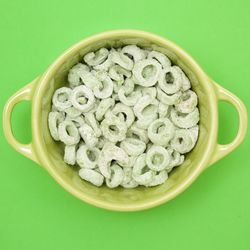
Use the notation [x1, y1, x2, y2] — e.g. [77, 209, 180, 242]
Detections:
[48, 45, 200, 188]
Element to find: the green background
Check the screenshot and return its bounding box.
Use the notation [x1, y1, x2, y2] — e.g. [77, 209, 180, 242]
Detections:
[0, 0, 249, 249]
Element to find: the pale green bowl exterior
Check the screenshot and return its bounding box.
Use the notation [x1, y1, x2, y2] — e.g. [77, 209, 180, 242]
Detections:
[3, 30, 248, 211]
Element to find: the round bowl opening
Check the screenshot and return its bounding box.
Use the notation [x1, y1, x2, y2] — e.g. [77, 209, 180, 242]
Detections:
[33, 30, 217, 211]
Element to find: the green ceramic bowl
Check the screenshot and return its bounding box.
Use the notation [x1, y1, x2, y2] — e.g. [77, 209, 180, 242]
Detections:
[3, 30, 248, 211]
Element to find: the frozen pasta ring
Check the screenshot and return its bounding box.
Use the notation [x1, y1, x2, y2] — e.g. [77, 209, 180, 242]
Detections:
[146, 170, 168, 187]
[120, 138, 146, 156]
[117, 155, 138, 168]
[71, 85, 95, 112]
[156, 87, 182, 105]
[147, 50, 171, 69]
[133, 95, 158, 121]
[118, 88, 142, 106]
[48, 111, 65, 141]
[172, 66, 191, 91]
[79, 168, 104, 187]
[65, 115, 85, 128]
[132, 154, 154, 185]
[133, 59, 162, 87]
[110, 50, 134, 70]
[100, 113, 127, 143]
[76, 144, 100, 169]
[175, 90, 198, 114]
[158, 67, 182, 94]
[121, 78, 136, 95]
[108, 65, 131, 84]
[65, 106, 82, 118]
[84, 113, 101, 137]
[121, 167, 138, 188]
[64, 144, 78, 165]
[98, 142, 129, 178]
[95, 97, 115, 121]
[170, 128, 197, 154]
[58, 120, 80, 145]
[146, 145, 170, 171]
[127, 123, 149, 143]
[105, 163, 124, 188]
[121, 45, 146, 62]
[79, 123, 98, 147]
[170, 107, 199, 128]
[158, 102, 170, 118]
[112, 103, 135, 127]
[167, 148, 185, 169]
[68, 63, 90, 88]
[84, 48, 109, 66]
[93, 73, 114, 99]
[147, 118, 175, 146]
[52, 87, 72, 111]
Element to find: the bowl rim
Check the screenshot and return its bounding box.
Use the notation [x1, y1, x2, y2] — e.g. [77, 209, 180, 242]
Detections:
[32, 29, 218, 211]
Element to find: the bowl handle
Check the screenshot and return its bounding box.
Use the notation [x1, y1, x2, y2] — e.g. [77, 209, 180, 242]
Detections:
[3, 78, 39, 164]
[207, 81, 248, 167]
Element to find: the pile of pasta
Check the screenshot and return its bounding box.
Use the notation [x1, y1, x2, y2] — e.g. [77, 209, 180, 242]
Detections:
[48, 45, 199, 188]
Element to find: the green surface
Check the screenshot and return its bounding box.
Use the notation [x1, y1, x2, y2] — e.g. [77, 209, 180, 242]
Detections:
[0, 0, 249, 249]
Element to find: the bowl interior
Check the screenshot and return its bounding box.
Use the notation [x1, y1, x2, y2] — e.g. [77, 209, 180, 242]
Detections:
[38, 33, 214, 210]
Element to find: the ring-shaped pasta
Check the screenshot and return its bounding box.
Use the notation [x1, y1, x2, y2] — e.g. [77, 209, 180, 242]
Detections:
[108, 65, 131, 84]
[71, 85, 95, 112]
[95, 98, 115, 121]
[84, 48, 109, 66]
[158, 67, 182, 94]
[48, 111, 65, 141]
[147, 51, 171, 69]
[121, 167, 138, 188]
[93, 74, 113, 99]
[52, 87, 72, 111]
[127, 123, 149, 143]
[65, 106, 82, 118]
[147, 170, 168, 187]
[98, 143, 129, 178]
[79, 168, 104, 187]
[158, 102, 170, 118]
[65, 115, 85, 128]
[156, 87, 182, 105]
[133, 95, 158, 120]
[79, 123, 98, 147]
[117, 155, 138, 168]
[58, 120, 80, 145]
[112, 103, 135, 127]
[132, 154, 154, 185]
[121, 45, 146, 62]
[172, 66, 191, 91]
[146, 145, 170, 171]
[170, 108, 199, 128]
[118, 88, 142, 106]
[84, 113, 102, 137]
[93, 53, 113, 71]
[105, 163, 124, 188]
[100, 113, 127, 143]
[68, 63, 90, 88]
[147, 118, 175, 146]
[110, 50, 134, 70]
[120, 138, 146, 156]
[170, 128, 196, 154]
[167, 148, 185, 170]
[76, 144, 100, 169]
[133, 59, 162, 87]
[175, 90, 198, 114]
[64, 144, 77, 165]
